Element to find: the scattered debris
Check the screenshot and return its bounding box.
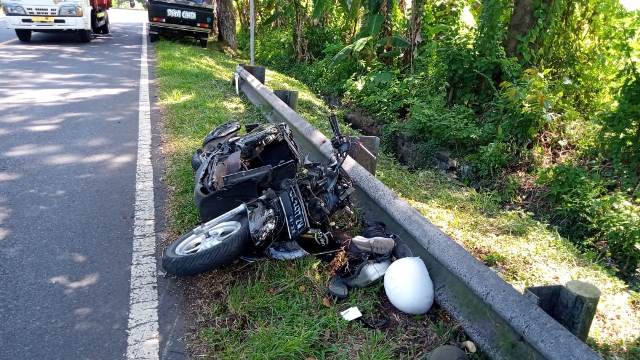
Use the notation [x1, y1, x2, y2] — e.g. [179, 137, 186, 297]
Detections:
[340, 306, 363, 321]
[462, 340, 477, 353]
[327, 221, 408, 298]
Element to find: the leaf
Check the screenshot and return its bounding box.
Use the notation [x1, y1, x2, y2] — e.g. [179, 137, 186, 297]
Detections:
[322, 297, 332, 307]
[363, 13, 384, 36]
[312, 0, 327, 19]
[371, 71, 393, 84]
[331, 43, 355, 64]
[338, 0, 351, 12]
[261, 11, 282, 27]
[352, 36, 373, 52]
[377, 35, 410, 49]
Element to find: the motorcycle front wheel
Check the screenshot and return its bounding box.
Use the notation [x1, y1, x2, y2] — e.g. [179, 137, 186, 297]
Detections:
[163, 205, 251, 276]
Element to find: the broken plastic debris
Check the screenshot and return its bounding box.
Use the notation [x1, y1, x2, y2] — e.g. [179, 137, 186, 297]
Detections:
[267, 241, 309, 260]
[340, 306, 362, 321]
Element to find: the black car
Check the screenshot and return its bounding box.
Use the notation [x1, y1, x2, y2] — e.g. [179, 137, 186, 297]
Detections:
[147, 0, 213, 47]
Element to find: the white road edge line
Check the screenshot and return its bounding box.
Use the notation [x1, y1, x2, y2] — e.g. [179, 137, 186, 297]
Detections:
[126, 20, 160, 360]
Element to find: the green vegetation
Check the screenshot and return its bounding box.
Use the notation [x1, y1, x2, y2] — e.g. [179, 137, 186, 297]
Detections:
[155, 37, 639, 358]
[155, 41, 469, 359]
[263, 60, 640, 360]
[237, 0, 640, 279]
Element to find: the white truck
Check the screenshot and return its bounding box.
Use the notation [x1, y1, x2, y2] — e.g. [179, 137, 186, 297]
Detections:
[2, 0, 111, 42]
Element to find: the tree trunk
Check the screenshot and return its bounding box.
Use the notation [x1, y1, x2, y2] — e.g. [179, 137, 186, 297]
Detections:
[380, 0, 392, 39]
[217, 0, 237, 49]
[210, 0, 219, 40]
[399, 0, 407, 17]
[235, 0, 249, 32]
[406, 0, 424, 72]
[292, 0, 309, 61]
[504, 0, 535, 58]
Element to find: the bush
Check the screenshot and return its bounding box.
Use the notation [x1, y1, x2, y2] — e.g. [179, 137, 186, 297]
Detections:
[600, 76, 640, 192]
[468, 141, 514, 179]
[407, 97, 482, 152]
[539, 165, 640, 275]
[344, 69, 407, 125]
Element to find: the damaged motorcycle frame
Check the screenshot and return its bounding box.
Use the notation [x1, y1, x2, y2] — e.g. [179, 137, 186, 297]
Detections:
[163, 117, 355, 276]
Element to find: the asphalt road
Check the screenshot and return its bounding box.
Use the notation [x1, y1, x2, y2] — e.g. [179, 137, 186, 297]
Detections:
[0, 10, 183, 359]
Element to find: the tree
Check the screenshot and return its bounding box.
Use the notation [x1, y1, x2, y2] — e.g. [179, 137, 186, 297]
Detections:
[217, 0, 237, 49]
[235, 0, 250, 32]
[292, 0, 310, 61]
[406, 0, 424, 72]
[504, 0, 535, 58]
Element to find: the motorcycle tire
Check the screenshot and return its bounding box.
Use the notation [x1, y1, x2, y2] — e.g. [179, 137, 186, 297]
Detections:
[162, 205, 251, 276]
[191, 149, 203, 172]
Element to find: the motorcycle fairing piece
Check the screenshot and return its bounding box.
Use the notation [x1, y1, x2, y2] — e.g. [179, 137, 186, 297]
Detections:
[194, 122, 301, 223]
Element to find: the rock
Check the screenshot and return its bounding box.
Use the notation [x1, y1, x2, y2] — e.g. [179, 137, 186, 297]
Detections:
[393, 133, 433, 169]
[427, 345, 468, 360]
[434, 151, 458, 171]
[435, 151, 450, 163]
[461, 340, 476, 353]
[344, 111, 380, 136]
[458, 164, 473, 179]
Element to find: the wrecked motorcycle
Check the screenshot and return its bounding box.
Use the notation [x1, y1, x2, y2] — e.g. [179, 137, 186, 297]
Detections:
[162, 116, 354, 276]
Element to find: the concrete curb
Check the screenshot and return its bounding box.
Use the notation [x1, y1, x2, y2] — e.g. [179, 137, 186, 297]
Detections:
[234, 65, 602, 360]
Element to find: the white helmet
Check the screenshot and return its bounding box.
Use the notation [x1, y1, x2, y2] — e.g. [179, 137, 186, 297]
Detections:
[384, 257, 434, 314]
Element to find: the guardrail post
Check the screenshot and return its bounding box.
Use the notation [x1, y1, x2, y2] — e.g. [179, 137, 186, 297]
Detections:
[274, 90, 298, 110]
[240, 64, 266, 84]
[348, 136, 379, 175]
[525, 280, 601, 342]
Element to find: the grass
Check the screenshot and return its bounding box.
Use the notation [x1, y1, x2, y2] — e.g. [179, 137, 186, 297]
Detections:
[260, 58, 640, 360]
[154, 40, 639, 359]
[196, 258, 459, 359]
[155, 41, 471, 359]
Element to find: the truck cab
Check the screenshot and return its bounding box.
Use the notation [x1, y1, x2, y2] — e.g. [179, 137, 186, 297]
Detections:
[2, 0, 111, 43]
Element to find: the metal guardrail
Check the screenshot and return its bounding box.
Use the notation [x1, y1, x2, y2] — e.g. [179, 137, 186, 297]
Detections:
[234, 65, 602, 360]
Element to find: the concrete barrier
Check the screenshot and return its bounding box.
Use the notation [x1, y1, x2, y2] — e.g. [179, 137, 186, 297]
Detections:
[234, 65, 602, 360]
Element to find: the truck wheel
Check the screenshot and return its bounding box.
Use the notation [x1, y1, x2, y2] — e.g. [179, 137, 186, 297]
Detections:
[199, 38, 208, 48]
[91, 10, 98, 33]
[100, 15, 110, 34]
[79, 30, 92, 43]
[149, 33, 159, 43]
[15, 30, 31, 43]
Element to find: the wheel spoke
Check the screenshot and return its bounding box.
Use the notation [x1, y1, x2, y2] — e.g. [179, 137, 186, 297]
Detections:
[174, 221, 242, 256]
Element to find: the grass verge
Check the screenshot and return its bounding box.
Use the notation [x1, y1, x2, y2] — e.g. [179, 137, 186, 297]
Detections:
[155, 41, 639, 359]
[155, 41, 471, 359]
